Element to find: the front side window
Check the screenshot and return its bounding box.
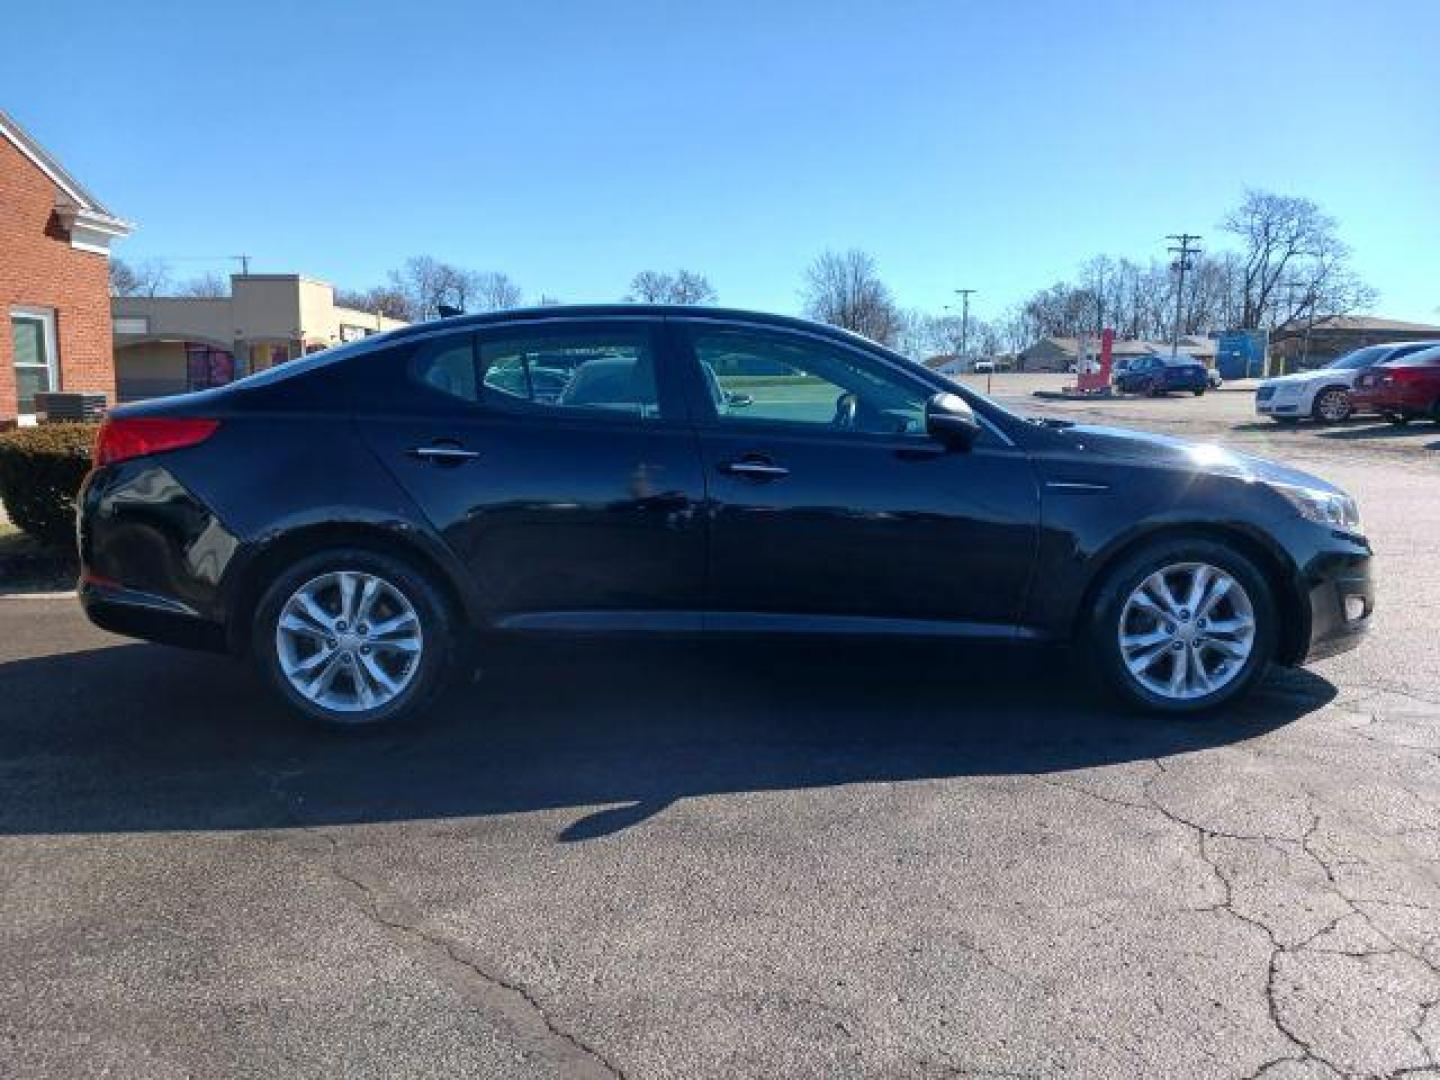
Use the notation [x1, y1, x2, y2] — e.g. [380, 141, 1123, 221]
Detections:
[10, 306, 57, 414]
[687, 326, 927, 436]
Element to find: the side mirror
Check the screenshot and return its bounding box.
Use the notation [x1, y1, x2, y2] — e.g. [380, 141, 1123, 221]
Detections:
[925, 392, 982, 450]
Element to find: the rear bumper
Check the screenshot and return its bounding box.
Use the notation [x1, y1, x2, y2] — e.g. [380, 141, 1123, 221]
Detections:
[79, 579, 229, 652]
[1299, 549, 1374, 663]
[77, 459, 239, 651]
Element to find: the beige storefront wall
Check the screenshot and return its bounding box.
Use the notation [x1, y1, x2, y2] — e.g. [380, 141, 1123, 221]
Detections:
[113, 274, 409, 399]
[114, 340, 187, 401]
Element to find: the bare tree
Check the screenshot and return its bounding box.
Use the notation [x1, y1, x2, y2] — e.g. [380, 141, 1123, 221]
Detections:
[800, 249, 900, 346]
[386, 257, 526, 319]
[336, 285, 412, 320]
[109, 257, 172, 297]
[1222, 190, 1375, 330]
[389, 256, 463, 321]
[465, 271, 524, 312]
[894, 308, 938, 361]
[175, 271, 230, 298]
[625, 270, 717, 305]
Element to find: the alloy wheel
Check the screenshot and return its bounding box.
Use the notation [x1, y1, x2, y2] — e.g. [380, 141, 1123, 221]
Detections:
[1117, 561, 1255, 702]
[1316, 388, 1351, 423]
[275, 570, 424, 713]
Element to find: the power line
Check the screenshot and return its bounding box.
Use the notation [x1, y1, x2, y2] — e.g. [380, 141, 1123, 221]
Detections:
[1166, 234, 1201, 356]
[127, 254, 252, 273]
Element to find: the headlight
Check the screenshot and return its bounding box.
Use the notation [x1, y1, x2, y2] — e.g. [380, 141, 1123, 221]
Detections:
[1273, 483, 1363, 534]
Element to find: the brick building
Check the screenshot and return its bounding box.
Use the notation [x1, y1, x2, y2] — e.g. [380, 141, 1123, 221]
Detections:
[1, 109, 131, 426]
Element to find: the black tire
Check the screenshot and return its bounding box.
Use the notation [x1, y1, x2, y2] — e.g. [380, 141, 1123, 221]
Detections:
[1385, 412, 1410, 427]
[1087, 537, 1277, 715]
[1311, 386, 1352, 424]
[1191, 387, 1205, 397]
[251, 548, 456, 730]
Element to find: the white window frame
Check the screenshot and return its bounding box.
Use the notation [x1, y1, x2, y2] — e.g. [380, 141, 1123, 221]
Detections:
[10, 305, 59, 421]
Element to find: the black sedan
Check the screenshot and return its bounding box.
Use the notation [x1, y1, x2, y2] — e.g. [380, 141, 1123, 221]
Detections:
[78, 306, 1373, 728]
[1114, 354, 1210, 396]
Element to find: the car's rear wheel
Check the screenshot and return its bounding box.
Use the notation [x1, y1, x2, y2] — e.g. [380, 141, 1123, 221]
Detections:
[1312, 387, 1352, 424]
[252, 549, 455, 729]
[1385, 412, 1410, 426]
[1191, 387, 1205, 397]
[1089, 539, 1276, 714]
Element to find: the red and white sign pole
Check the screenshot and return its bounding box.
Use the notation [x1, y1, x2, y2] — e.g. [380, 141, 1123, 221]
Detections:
[1076, 328, 1115, 393]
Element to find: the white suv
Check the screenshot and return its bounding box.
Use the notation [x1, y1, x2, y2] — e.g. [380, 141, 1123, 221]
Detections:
[1256, 341, 1440, 424]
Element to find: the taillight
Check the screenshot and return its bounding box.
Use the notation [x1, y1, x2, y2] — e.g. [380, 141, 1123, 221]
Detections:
[95, 417, 220, 466]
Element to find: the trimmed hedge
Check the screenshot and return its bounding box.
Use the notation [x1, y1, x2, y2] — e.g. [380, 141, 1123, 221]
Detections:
[0, 423, 99, 548]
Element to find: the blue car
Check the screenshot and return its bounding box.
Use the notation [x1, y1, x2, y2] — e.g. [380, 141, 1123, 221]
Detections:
[1114, 354, 1209, 396]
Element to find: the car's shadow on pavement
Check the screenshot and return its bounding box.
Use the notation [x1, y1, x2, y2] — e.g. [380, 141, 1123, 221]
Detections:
[0, 638, 1337, 841]
[1316, 421, 1440, 447]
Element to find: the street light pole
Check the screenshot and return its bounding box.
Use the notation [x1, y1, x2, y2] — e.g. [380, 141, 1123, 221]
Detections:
[1166, 234, 1201, 356]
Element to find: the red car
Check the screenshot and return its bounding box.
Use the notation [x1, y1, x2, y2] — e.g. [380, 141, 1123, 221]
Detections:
[1351, 344, 1440, 425]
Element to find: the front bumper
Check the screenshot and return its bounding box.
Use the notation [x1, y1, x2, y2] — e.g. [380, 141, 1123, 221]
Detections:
[1255, 389, 1302, 416]
[1299, 547, 1374, 663]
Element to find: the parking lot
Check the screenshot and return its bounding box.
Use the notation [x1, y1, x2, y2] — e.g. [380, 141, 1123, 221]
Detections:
[3, 383, 1438, 1079]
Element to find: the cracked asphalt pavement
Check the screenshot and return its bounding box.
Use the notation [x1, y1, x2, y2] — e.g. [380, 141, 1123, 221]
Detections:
[2, 383, 1438, 1078]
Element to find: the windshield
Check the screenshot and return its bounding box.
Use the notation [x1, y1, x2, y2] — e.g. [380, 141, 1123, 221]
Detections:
[1325, 346, 1388, 370]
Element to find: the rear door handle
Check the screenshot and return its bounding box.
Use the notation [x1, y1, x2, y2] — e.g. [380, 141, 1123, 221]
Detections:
[719, 458, 789, 480]
[407, 444, 480, 464]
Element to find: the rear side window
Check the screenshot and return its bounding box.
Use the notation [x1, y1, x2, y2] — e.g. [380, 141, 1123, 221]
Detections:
[412, 336, 478, 401]
[478, 329, 663, 420]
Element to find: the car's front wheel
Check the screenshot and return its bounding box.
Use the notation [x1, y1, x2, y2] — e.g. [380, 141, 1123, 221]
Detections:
[1312, 387, 1352, 424]
[252, 549, 455, 729]
[1089, 539, 1276, 714]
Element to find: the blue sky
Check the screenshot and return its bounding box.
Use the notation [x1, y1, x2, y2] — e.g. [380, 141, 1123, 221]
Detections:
[5, 0, 1437, 323]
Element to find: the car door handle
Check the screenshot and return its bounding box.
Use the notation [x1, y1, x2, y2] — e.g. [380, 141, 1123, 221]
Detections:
[407, 444, 480, 464]
[719, 458, 789, 480]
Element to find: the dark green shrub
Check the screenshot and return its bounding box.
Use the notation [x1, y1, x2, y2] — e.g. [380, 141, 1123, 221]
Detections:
[0, 423, 99, 548]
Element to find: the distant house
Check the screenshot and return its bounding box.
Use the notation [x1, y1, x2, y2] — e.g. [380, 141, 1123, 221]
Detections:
[1269, 316, 1440, 369]
[1, 109, 132, 426]
[1018, 335, 1216, 372]
[923, 354, 966, 375]
[112, 274, 407, 401]
[922, 354, 1013, 375]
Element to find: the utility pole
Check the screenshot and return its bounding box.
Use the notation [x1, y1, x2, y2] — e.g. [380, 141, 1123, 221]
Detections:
[1166, 234, 1201, 356]
[954, 288, 976, 366]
